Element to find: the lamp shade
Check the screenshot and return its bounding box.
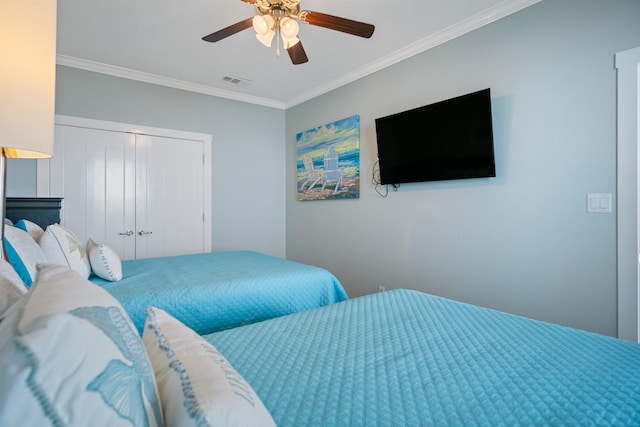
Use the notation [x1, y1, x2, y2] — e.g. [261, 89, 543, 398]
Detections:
[0, 1, 56, 159]
[281, 35, 300, 50]
[279, 17, 300, 49]
[279, 17, 299, 39]
[256, 31, 276, 48]
[252, 15, 270, 35]
[253, 14, 276, 48]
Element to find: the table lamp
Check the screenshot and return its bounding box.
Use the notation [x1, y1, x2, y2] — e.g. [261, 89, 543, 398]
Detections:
[0, 1, 57, 257]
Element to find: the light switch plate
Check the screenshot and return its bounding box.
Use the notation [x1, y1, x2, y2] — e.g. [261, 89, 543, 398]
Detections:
[587, 193, 612, 213]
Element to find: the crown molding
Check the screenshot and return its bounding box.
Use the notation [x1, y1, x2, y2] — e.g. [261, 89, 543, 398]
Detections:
[57, 0, 541, 110]
[56, 54, 286, 110]
[284, 0, 542, 108]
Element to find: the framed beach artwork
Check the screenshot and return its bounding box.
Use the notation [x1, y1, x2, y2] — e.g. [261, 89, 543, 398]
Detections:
[296, 115, 360, 201]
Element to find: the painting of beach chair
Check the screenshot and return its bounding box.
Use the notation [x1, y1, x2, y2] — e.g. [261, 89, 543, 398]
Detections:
[296, 115, 360, 201]
[300, 154, 322, 191]
[321, 145, 343, 194]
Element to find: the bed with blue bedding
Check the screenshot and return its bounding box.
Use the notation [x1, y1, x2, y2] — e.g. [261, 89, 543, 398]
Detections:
[3, 199, 348, 336]
[90, 250, 348, 335]
[204, 289, 640, 426]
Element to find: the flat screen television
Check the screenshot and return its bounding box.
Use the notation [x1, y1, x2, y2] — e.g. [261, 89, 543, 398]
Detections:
[375, 88, 496, 185]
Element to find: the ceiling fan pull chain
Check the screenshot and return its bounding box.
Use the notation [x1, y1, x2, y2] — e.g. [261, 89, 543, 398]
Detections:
[276, 26, 281, 57]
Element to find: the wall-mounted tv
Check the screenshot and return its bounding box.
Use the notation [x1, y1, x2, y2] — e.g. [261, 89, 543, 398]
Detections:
[375, 88, 496, 185]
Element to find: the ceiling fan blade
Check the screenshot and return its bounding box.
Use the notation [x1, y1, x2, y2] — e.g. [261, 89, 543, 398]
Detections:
[299, 10, 375, 38]
[241, 0, 257, 3]
[202, 17, 254, 43]
[287, 41, 309, 65]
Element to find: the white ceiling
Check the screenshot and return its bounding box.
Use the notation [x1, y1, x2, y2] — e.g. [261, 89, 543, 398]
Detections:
[56, 0, 541, 109]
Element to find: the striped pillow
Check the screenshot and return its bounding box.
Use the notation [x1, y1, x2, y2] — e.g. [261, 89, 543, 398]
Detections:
[3, 225, 47, 286]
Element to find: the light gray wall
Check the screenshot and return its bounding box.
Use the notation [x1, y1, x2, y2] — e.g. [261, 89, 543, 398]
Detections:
[6, 159, 36, 196]
[286, 0, 640, 336]
[7, 66, 287, 258]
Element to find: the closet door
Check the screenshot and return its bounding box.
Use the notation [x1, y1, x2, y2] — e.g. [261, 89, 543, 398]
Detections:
[52, 125, 137, 259]
[134, 134, 205, 259]
[44, 121, 210, 261]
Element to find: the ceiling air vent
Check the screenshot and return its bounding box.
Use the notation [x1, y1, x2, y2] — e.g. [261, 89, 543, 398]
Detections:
[222, 75, 251, 86]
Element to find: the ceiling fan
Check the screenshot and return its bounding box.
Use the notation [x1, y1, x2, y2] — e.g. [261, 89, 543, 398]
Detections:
[202, 0, 375, 65]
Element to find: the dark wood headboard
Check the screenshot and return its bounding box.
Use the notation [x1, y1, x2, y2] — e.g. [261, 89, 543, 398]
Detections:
[5, 197, 63, 229]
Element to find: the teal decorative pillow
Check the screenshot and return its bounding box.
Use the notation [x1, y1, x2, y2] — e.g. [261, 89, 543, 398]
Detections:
[0, 264, 163, 427]
[0, 258, 27, 318]
[3, 225, 48, 286]
[142, 307, 276, 427]
[15, 219, 45, 241]
[39, 224, 91, 279]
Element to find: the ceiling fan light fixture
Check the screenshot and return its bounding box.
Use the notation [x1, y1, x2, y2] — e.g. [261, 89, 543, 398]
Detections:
[282, 35, 300, 49]
[252, 14, 270, 35]
[256, 30, 275, 47]
[253, 14, 275, 47]
[279, 16, 299, 39]
[203, 1, 375, 65]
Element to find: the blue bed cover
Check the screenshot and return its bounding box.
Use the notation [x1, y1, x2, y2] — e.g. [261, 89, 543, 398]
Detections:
[91, 251, 347, 335]
[205, 289, 640, 426]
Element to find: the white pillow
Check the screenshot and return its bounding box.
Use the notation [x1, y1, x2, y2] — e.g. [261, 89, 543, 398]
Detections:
[3, 225, 48, 286]
[15, 219, 45, 241]
[87, 238, 123, 281]
[39, 224, 91, 279]
[0, 258, 27, 318]
[0, 264, 164, 427]
[142, 307, 276, 427]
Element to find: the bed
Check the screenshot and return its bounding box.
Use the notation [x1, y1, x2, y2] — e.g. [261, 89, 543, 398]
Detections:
[90, 250, 348, 335]
[3, 265, 640, 426]
[3, 197, 348, 335]
[202, 289, 640, 426]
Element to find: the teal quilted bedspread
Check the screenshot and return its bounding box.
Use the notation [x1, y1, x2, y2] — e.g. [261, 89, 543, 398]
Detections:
[91, 251, 347, 335]
[205, 289, 640, 426]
